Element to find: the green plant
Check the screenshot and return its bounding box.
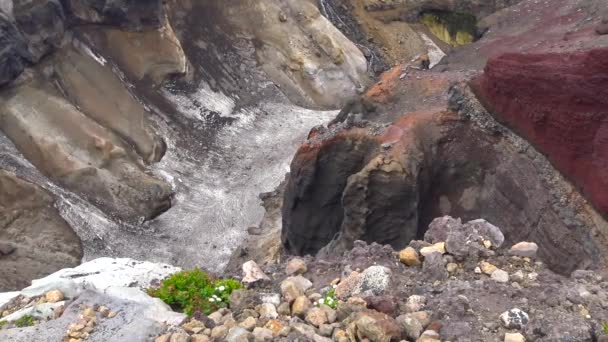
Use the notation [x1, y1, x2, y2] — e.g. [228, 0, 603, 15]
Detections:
[0, 320, 7, 329]
[603, 321, 608, 334]
[316, 288, 338, 309]
[147, 269, 242, 316]
[14, 315, 35, 328]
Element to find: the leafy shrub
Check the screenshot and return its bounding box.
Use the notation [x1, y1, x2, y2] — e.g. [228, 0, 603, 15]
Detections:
[148, 269, 242, 316]
[603, 321, 608, 334]
[14, 315, 35, 327]
[316, 288, 338, 309]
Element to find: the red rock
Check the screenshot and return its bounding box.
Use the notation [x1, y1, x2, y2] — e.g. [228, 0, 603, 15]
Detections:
[472, 48, 608, 217]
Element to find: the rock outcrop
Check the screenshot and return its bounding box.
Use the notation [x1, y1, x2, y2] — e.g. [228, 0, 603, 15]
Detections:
[0, 170, 82, 291]
[282, 69, 606, 274]
[472, 48, 608, 219]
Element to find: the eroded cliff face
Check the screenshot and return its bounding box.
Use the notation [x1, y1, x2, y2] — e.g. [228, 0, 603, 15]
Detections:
[472, 49, 608, 220]
[0, 170, 82, 291]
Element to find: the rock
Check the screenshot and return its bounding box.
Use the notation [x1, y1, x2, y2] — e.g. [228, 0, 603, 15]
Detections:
[190, 335, 210, 342]
[0, 13, 31, 87]
[156, 334, 171, 342]
[229, 290, 261, 314]
[420, 242, 446, 257]
[280, 280, 303, 304]
[480, 261, 498, 275]
[353, 266, 391, 296]
[286, 258, 307, 275]
[418, 329, 441, 342]
[398, 247, 421, 266]
[169, 332, 190, 342]
[263, 319, 284, 335]
[252, 327, 273, 341]
[396, 314, 423, 340]
[405, 295, 426, 313]
[509, 242, 539, 258]
[182, 319, 205, 334]
[277, 302, 291, 316]
[45, 290, 65, 303]
[63, 0, 165, 28]
[491, 269, 510, 283]
[411, 311, 430, 328]
[319, 305, 337, 324]
[425, 216, 463, 243]
[422, 252, 448, 281]
[500, 308, 529, 330]
[305, 307, 328, 327]
[242, 261, 270, 285]
[207, 311, 223, 324]
[210, 325, 228, 339]
[351, 310, 401, 342]
[0, 242, 15, 256]
[335, 272, 361, 299]
[258, 303, 278, 319]
[466, 219, 505, 248]
[284, 276, 313, 293]
[226, 327, 250, 342]
[364, 296, 397, 317]
[291, 296, 311, 317]
[239, 316, 257, 331]
[505, 332, 526, 342]
[446, 263, 458, 274]
[472, 48, 608, 226]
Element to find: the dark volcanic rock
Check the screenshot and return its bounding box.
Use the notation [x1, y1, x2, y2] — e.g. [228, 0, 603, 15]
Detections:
[472, 48, 608, 219]
[13, 0, 65, 62]
[61, 0, 164, 29]
[0, 12, 31, 87]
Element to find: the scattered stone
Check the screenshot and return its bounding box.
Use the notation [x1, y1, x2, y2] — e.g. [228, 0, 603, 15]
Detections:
[352, 311, 401, 342]
[480, 261, 498, 275]
[335, 272, 361, 299]
[280, 279, 303, 304]
[252, 327, 273, 341]
[500, 308, 529, 330]
[277, 302, 291, 316]
[238, 316, 257, 331]
[183, 319, 205, 334]
[155, 334, 171, 342]
[211, 325, 228, 339]
[446, 263, 458, 274]
[107, 311, 117, 318]
[242, 261, 270, 285]
[226, 327, 250, 342]
[190, 334, 210, 342]
[418, 330, 441, 342]
[353, 266, 391, 296]
[305, 307, 328, 327]
[263, 319, 284, 335]
[286, 258, 307, 275]
[0, 241, 15, 256]
[420, 242, 446, 257]
[258, 303, 278, 319]
[509, 242, 539, 258]
[291, 296, 311, 317]
[491, 269, 510, 283]
[169, 332, 190, 342]
[405, 295, 426, 313]
[45, 290, 64, 303]
[398, 247, 421, 266]
[364, 296, 397, 317]
[396, 313, 423, 340]
[504, 332, 526, 342]
[422, 252, 448, 281]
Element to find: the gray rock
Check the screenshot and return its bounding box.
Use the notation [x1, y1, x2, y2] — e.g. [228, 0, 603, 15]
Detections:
[0, 12, 31, 86]
[422, 252, 448, 282]
[396, 314, 423, 340]
[226, 326, 251, 342]
[242, 261, 270, 285]
[62, 0, 164, 28]
[13, 0, 65, 62]
[252, 327, 273, 341]
[491, 269, 510, 283]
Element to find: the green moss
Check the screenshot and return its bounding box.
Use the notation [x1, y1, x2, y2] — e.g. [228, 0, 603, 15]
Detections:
[603, 321, 608, 334]
[147, 269, 242, 316]
[14, 315, 36, 328]
[420, 10, 478, 47]
[0, 320, 7, 329]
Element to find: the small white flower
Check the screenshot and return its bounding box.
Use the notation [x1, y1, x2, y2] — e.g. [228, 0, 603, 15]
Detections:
[332, 284, 338, 289]
[209, 298, 215, 302]
[318, 298, 325, 304]
[217, 286, 226, 291]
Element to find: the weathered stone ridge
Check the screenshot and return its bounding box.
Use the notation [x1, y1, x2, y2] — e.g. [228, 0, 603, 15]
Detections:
[472, 48, 608, 218]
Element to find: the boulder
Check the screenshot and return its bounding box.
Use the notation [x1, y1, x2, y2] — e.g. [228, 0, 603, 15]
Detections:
[13, 0, 65, 62]
[0, 11, 31, 86]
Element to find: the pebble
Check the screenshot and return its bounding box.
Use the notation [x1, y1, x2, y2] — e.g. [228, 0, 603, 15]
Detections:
[252, 327, 273, 341]
[405, 295, 427, 313]
[500, 308, 529, 330]
[505, 332, 526, 342]
[480, 261, 498, 275]
[211, 325, 228, 339]
[258, 303, 278, 319]
[242, 261, 270, 285]
[45, 290, 64, 303]
[491, 269, 510, 283]
[305, 307, 328, 327]
[420, 242, 446, 257]
[398, 247, 421, 266]
[239, 316, 257, 331]
[509, 242, 539, 258]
